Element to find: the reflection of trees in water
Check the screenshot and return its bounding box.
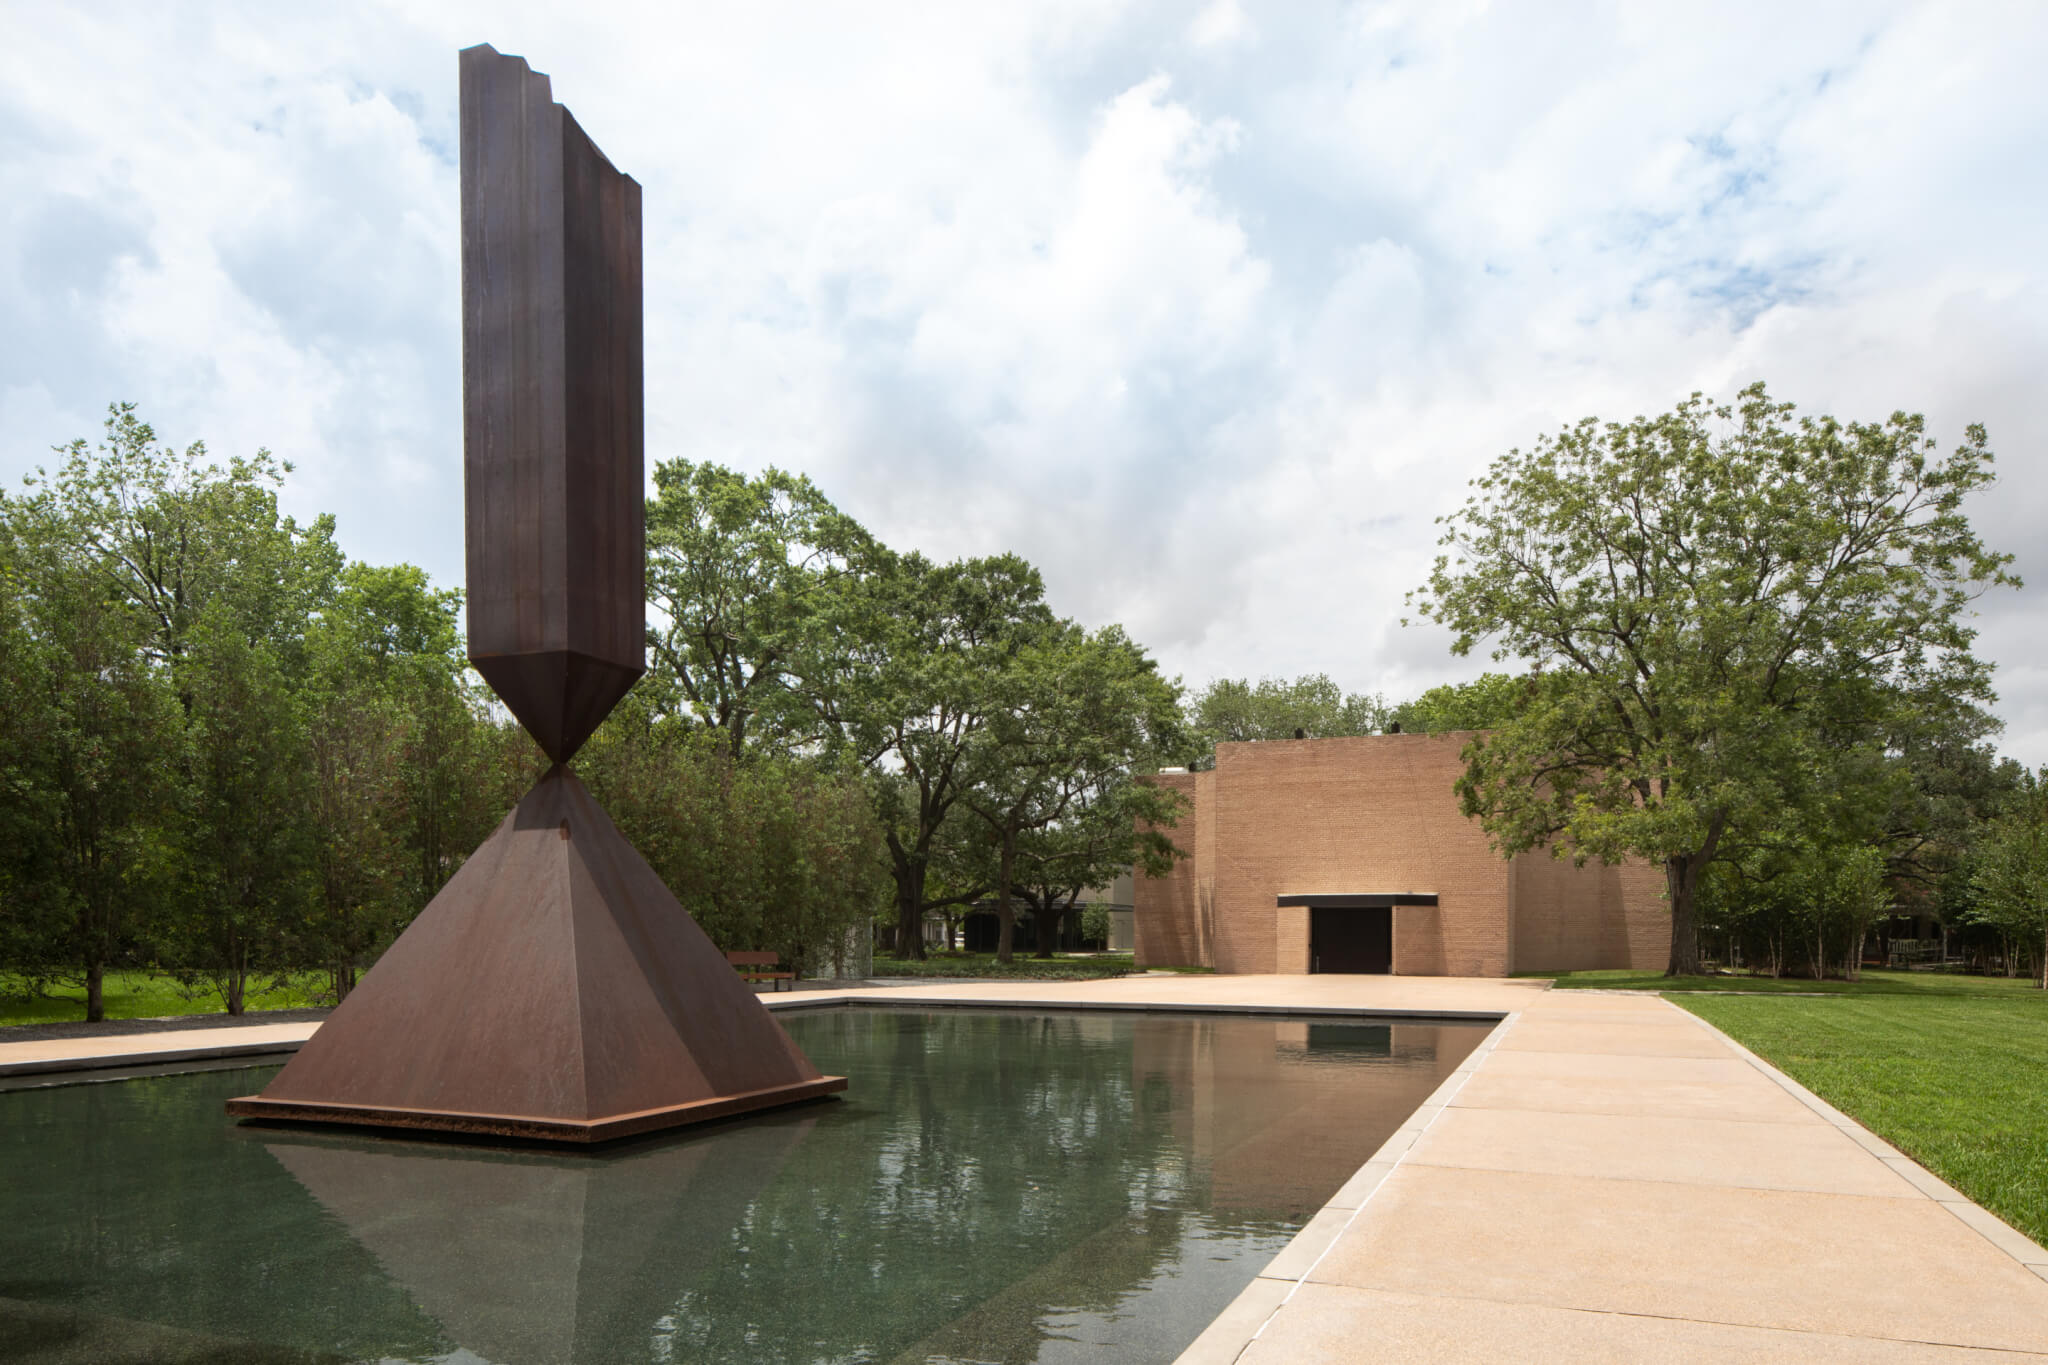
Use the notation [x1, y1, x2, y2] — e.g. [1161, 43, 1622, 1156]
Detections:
[0, 1012, 1478, 1365]
[655, 1009, 1208, 1364]
[651, 1011, 1472, 1365]
[0, 1067, 446, 1363]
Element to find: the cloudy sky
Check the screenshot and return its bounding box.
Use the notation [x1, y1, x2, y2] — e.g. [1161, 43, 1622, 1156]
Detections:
[3, 1, 2044, 763]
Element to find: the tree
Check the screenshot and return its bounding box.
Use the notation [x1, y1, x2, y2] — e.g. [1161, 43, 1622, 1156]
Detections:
[26, 403, 342, 672]
[170, 605, 314, 1014]
[1410, 384, 2017, 975]
[814, 552, 1055, 959]
[578, 698, 888, 972]
[1014, 780, 1182, 958]
[0, 496, 179, 1020]
[645, 459, 882, 755]
[1968, 769, 2048, 988]
[898, 791, 996, 953]
[300, 563, 474, 1000]
[1872, 694, 2020, 931]
[1185, 674, 1387, 763]
[1389, 672, 1541, 734]
[961, 623, 1185, 962]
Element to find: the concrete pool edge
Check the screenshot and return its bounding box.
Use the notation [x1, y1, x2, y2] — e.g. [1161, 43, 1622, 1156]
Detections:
[0, 975, 1530, 1078]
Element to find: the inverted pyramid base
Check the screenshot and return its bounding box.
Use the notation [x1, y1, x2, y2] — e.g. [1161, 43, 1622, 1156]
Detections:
[226, 1074, 846, 1144]
[226, 766, 847, 1148]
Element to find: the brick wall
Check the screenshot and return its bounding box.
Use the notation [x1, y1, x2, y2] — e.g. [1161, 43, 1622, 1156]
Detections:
[1210, 734, 1512, 976]
[1132, 733, 1669, 977]
[1511, 850, 1669, 973]
[1133, 771, 1207, 968]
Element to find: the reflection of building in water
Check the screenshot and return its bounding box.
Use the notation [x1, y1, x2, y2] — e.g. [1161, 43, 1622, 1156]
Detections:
[1129, 1017, 1475, 1216]
[263, 1115, 813, 1365]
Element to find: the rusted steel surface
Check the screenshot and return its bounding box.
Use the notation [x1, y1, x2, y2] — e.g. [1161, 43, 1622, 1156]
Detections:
[230, 768, 845, 1139]
[231, 47, 844, 1144]
[460, 42, 644, 764]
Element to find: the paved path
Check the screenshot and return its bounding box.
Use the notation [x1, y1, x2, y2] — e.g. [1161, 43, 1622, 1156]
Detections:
[8, 974, 2046, 1360]
[0, 1019, 324, 1076]
[1178, 986, 2048, 1363]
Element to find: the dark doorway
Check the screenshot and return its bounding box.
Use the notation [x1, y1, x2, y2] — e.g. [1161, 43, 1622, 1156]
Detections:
[1311, 906, 1391, 974]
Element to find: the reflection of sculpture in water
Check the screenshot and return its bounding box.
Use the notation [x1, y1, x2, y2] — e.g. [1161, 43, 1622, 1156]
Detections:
[228, 43, 842, 1142]
[262, 1115, 815, 1365]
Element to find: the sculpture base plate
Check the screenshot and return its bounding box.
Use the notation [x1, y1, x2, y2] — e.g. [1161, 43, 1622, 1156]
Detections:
[227, 1075, 846, 1145]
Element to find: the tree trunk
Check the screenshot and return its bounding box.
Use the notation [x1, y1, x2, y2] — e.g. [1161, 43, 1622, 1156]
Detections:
[891, 853, 927, 961]
[85, 961, 105, 1025]
[1033, 893, 1056, 960]
[2040, 924, 2047, 990]
[995, 836, 1016, 965]
[1664, 853, 1706, 977]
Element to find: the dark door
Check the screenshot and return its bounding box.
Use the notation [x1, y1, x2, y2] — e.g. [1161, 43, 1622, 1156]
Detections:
[1311, 906, 1391, 974]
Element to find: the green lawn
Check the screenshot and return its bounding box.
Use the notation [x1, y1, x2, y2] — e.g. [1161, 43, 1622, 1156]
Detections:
[0, 971, 328, 1027]
[871, 953, 1133, 981]
[1539, 966, 2044, 997]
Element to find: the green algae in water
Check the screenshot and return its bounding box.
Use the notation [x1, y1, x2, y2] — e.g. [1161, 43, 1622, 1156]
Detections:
[0, 1008, 1484, 1363]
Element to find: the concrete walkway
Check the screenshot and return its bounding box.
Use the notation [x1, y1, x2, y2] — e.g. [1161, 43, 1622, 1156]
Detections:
[7, 974, 2046, 1360]
[1178, 985, 2048, 1363]
[0, 1018, 324, 1076]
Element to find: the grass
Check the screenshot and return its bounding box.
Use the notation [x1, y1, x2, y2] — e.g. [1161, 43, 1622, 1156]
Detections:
[870, 952, 1134, 981]
[1677, 987, 2048, 1248]
[0, 971, 329, 1027]
[1539, 966, 2045, 997]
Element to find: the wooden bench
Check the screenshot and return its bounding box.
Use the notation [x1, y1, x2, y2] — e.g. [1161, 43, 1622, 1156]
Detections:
[726, 951, 795, 991]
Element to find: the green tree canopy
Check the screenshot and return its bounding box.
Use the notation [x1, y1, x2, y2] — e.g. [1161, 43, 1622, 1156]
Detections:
[1967, 769, 2048, 987]
[961, 622, 1185, 961]
[299, 563, 482, 1001]
[1410, 383, 2017, 975]
[1185, 673, 1388, 764]
[1389, 672, 1543, 734]
[645, 459, 882, 754]
[0, 492, 180, 1019]
[814, 551, 1056, 959]
[25, 403, 342, 670]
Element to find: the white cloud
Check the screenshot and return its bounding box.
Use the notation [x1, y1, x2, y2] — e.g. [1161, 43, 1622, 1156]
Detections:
[1188, 0, 1253, 50]
[2, 0, 2044, 765]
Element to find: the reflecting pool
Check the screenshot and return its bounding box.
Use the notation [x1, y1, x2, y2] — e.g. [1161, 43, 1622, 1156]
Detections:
[0, 1007, 1488, 1363]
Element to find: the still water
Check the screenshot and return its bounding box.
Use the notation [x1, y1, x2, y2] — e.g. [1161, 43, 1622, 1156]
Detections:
[0, 1007, 1486, 1364]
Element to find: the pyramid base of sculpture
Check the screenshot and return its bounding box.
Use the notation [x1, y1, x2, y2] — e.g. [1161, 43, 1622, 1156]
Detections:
[228, 765, 844, 1146]
[227, 1076, 844, 1144]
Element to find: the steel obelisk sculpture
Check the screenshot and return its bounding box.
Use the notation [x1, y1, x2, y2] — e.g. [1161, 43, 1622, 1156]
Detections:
[228, 45, 845, 1142]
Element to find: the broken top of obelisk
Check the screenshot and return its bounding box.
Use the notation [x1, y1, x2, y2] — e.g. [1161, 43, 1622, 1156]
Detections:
[460, 42, 645, 764]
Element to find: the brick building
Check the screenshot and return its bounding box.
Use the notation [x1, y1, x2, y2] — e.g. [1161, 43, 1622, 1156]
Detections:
[1134, 733, 1668, 976]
